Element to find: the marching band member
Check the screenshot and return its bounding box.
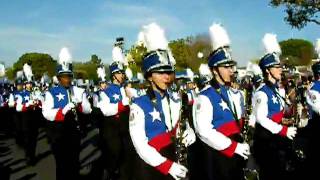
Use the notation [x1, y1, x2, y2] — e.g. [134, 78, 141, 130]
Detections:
[129, 22, 195, 180]
[252, 33, 297, 180]
[42, 47, 92, 180]
[305, 39, 320, 178]
[97, 45, 132, 179]
[194, 23, 250, 180]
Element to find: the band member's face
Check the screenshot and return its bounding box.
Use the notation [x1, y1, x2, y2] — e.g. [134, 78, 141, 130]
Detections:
[113, 72, 125, 84]
[16, 84, 23, 91]
[216, 66, 234, 83]
[100, 82, 107, 90]
[25, 83, 32, 90]
[149, 72, 173, 91]
[58, 74, 73, 88]
[187, 83, 193, 89]
[269, 66, 282, 80]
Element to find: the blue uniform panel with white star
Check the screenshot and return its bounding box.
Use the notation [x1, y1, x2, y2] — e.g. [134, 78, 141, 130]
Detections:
[258, 85, 282, 122]
[15, 90, 31, 104]
[103, 84, 122, 103]
[13, 90, 23, 102]
[133, 92, 169, 141]
[49, 85, 70, 109]
[200, 85, 240, 136]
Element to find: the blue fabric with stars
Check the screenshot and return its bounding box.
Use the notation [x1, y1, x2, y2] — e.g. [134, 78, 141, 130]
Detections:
[258, 84, 282, 121]
[200, 86, 235, 129]
[133, 91, 173, 141]
[15, 90, 31, 104]
[102, 84, 122, 103]
[49, 85, 70, 109]
[12, 90, 23, 101]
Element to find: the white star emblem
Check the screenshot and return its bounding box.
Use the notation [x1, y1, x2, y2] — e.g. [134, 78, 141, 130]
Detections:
[149, 108, 161, 122]
[56, 93, 65, 101]
[113, 94, 120, 101]
[272, 95, 278, 104]
[24, 96, 30, 101]
[219, 100, 229, 111]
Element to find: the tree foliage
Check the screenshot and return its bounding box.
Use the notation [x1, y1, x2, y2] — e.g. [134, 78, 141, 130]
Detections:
[280, 39, 314, 66]
[73, 54, 109, 82]
[128, 35, 211, 74]
[7, 53, 56, 80]
[270, 0, 320, 29]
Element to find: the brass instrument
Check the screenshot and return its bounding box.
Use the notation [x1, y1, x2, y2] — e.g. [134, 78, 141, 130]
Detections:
[67, 87, 80, 130]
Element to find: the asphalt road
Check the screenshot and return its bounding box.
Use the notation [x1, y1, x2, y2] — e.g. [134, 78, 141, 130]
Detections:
[0, 125, 101, 180]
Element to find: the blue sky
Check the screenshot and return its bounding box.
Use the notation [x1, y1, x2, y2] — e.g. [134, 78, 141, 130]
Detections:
[0, 0, 318, 67]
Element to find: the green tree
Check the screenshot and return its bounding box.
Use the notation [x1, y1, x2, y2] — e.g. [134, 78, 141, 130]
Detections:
[128, 35, 212, 74]
[270, 0, 320, 29]
[280, 39, 314, 66]
[10, 53, 56, 80]
[73, 54, 109, 82]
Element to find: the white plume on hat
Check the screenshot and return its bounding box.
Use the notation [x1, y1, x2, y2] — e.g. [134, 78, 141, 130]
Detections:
[315, 39, 320, 58]
[209, 23, 231, 51]
[59, 47, 72, 71]
[16, 70, 24, 79]
[125, 68, 133, 81]
[199, 64, 212, 78]
[52, 76, 59, 85]
[112, 46, 127, 65]
[246, 62, 262, 76]
[141, 22, 175, 65]
[186, 68, 194, 81]
[137, 72, 144, 82]
[23, 63, 33, 81]
[136, 31, 145, 46]
[262, 33, 281, 55]
[41, 73, 50, 84]
[97, 66, 106, 82]
[142, 22, 168, 51]
[0, 63, 5, 77]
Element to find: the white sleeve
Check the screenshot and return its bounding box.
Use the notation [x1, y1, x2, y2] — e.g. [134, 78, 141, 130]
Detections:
[129, 103, 167, 167]
[306, 89, 320, 115]
[98, 92, 118, 116]
[194, 95, 233, 151]
[8, 94, 15, 107]
[81, 93, 92, 114]
[129, 88, 139, 98]
[15, 94, 23, 112]
[121, 87, 130, 106]
[253, 91, 283, 134]
[42, 91, 59, 121]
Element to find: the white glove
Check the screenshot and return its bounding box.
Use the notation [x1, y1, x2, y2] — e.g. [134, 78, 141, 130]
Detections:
[168, 162, 188, 180]
[235, 143, 250, 160]
[25, 101, 34, 107]
[286, 127, 297, 140]
[62, 103, 75, 115]
[182, 128, 196, 147]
